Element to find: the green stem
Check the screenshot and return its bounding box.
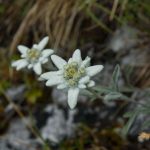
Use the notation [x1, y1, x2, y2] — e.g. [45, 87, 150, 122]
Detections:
[86, 8, 113, 34]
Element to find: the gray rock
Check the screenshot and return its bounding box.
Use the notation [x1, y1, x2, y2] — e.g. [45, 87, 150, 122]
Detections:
[5, 85, 26, 101]
[121, 49, 149, 66]
[108, 25, 138, 52]
[1, 118, 37, 150]
[41, 105, 76, 143]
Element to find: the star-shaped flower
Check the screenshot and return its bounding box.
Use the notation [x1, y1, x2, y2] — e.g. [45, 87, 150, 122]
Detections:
[41, 49, 103, 109]
[12, 36, 54, 75]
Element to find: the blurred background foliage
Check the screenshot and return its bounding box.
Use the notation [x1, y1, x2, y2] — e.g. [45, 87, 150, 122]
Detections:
[0, 0, 150, 149]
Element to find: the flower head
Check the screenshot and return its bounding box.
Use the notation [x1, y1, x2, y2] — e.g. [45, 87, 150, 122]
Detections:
[41, 49, 103, 109]
[12, 36, 54, 75]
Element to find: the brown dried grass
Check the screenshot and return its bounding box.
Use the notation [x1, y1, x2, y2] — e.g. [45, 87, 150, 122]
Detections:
[9, 0, 85, 56]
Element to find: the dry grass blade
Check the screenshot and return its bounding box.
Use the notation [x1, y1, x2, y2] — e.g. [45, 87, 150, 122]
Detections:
[9, 0, 47, 55]
[110, 0, 119, 21]
[9, 0, 114, 57]
[120, 0, 128, 17]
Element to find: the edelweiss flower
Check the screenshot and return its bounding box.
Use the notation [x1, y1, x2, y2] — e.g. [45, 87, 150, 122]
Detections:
[41, 49, 103, 109]
[12, 36, 54, 75]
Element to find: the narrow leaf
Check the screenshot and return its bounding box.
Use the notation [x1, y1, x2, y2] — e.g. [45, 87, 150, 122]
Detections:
[122, 110, 138, 135]
[110, 64, 120, 91]
[104, 92, 124, 101]
[142, 120, 150, 129]
[92, 86, 113, 94]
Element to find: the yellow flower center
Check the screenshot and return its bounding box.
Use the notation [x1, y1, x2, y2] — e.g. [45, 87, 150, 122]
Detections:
[63, 62, 85, 87]
[27, 49, 41, 62]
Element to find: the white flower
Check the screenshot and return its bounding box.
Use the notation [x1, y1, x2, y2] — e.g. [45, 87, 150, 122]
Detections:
[12, 36, 54, 75]
[41, 49, 104, 109]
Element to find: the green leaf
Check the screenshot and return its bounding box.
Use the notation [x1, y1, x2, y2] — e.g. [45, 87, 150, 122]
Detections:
[110, 65, 120, 91]
[142, 120, 150, 129]
[139, 107, 150, 114]
[86, 8, 112, 33]
[123, 111, 136, 118]
[81, 89, 93, 97]
[92, 86, 113, 94]
[104, 92, 125, 101]
[122, 110, 139, 135]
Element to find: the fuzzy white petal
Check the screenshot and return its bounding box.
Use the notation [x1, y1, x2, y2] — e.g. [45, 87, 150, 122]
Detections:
[68, 88, 79, 109]
[32, 44, 38, 49]
[21, 54, 27, 58]
[78, 84, 86, 89]
[72, 49, 82, 64]
[33, 63, 42, 75]
[42, 49, 54, 57]
[18, 45, 28, 55]
[12, 59, 28, 70]
[57, 83, 67, 89]
[41, 71, 61, 80]
[79, 76, 90, 84]
[81, 56, 91, 67]
[51, 55, 67, 69]
[39, 56, 48, 63]
[41, 58, 48, 64]
[87, 80, 95, 87]
[86, 65, 103, 77]
[28, 64, 33, 69]
[37, 36, 49, 51]
[46, 76, 63, 86]
[37, 76, 45, 81]
[68, 58, 73, 64]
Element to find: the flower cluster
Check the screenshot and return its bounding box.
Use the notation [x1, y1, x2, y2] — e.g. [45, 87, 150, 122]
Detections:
[12, 37, 54, 75]
[12, 37, 104, 109]
[41, 49, 103, 109]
